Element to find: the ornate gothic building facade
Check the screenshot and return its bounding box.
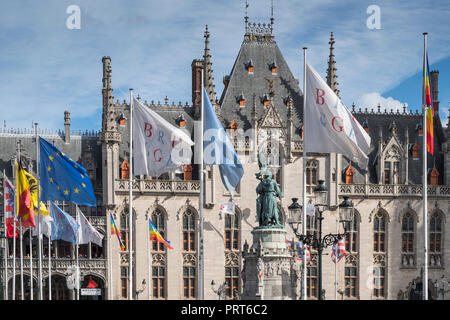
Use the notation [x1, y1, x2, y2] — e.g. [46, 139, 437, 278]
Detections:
[1, 17, 449, 300]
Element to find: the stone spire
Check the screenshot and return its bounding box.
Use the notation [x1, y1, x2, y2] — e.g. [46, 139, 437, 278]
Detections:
[101, 56, 118, 133]
[203, 25, 217, 105]
[326, 32, 340, 98]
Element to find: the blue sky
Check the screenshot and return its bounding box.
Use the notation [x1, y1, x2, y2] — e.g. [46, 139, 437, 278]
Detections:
[0, 0, 449, 132]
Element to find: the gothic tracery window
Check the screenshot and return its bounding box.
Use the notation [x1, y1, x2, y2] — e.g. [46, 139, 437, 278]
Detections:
[182, 207, 197, 299]
[344, 213, 359, 299]
[429, 212, 443, 267]
[151, 207, 168, 299]
[224, 209, 241, 299]
[401, 211, 415, 267]
[373, 211, 388, 299]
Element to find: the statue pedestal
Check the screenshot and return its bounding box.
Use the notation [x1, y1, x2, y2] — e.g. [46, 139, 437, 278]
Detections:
[242, 228, 300, 300]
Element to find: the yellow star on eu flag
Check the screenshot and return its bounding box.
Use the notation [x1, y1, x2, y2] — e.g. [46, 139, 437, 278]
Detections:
[82, 183, 86, 188]
[49, 177, 53, 183]
[47, 166, 51, 172]
[49, 155, 54, 161]
[64, 189, 69, 195]
[74, 188, 80, 194]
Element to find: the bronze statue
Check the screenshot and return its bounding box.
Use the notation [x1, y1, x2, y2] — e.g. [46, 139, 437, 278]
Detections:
[255, 146, 283, 228]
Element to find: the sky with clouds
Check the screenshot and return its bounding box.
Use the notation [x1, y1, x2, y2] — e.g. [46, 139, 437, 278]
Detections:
[0, 0, 449, 132]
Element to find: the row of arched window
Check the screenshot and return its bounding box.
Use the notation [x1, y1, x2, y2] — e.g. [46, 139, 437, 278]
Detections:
[119, 206, 242, 300]
[305, 209, 445, 299]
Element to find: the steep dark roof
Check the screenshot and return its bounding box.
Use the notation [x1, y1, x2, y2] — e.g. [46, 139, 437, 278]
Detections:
[343, 109, 445, 185]
[218, 34, 303, 138]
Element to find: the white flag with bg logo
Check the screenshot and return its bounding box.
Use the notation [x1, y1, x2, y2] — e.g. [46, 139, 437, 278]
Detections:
[304, 62, 371, 168]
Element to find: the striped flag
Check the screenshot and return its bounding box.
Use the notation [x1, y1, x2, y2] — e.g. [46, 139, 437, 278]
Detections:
[4, 175, 18, 238]
[423, 49, 434, 155]
[16, 162, 36, 228]
[149, 218, 173, 249]
[331, 237, 346, 263]
[110, 213, 125, 251]
[295, 241, 310, 262]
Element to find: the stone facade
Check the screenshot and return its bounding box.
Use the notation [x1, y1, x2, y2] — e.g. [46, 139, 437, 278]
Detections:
[0, 17, 449, 301]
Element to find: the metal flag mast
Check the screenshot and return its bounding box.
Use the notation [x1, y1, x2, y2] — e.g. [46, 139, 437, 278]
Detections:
[3, 169, 9, 300]
[302, 47, 308, 301]
[18, 142, 24, 300]
[198, 68, 205, 300]
[147, 214, 151, 300]
[422, 32, 429, 301]
[109, 213, 113, 300]
[35, 122, 43, 300]
[76, 205, 80, 300]
[48, 211, 51, 301]
[12, 141, 18, 300]
[129, 88, 134, 300]
[29, 226, 33, 300]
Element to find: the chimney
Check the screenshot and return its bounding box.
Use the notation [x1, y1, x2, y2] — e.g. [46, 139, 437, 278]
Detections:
[191, 59, 204, 119]
[430, 70, 439, 115]
[64, 110, 70, 143]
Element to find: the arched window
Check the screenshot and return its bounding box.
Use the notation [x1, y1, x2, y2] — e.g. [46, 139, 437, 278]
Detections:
[182, 207, 197, 299]
[345, 215, 359, 253]
[344, 213, 359, 299]
[224, 209, 241, 299]
[401, 212, 415, 267]
[119, 207, 134, 300]
[151, 207, 168, 299]
[306, 160, 318, 193]
[182, 208, 196, 252]
[429, 212, 443, 267]
[152, 208, 167, 252]
[224, 212, 239, 251]
[373, 211, 388, 299]
[373, 212, 386, 253]
[306, 213, 318, 298]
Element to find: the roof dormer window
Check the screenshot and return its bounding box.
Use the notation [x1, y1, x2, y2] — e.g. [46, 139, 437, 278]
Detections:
[262, 94, 270, 107]
[237, 91, 246, 107]
[246, 60, 254, 74]
[269, 61, 277, 75]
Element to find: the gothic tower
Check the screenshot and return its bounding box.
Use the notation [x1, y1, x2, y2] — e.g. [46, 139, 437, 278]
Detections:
[99, 56, 122, 208]
[326, 32, 340, 98]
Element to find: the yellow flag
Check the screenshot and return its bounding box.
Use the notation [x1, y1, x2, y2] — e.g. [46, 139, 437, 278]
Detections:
[23, 168, 50, 216]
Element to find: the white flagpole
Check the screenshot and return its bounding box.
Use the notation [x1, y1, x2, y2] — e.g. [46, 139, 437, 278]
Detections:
[13, 141, 20, 300]
[35, 123, 43, 300]
[422, 32, 429, 300]
[48, 235, 51, 300]
[29, 227, 33, 300]
[3, 170, 8, 300]
[76, 205, 80, 300]
[147, 216, 151, 300]
[109, 215, 113, 300]
[19, 220, 23, 300]
[198, 68, 205, 300]
[334, 218, 338, 300]
[129, 88, 134, 300]
[302, 47, 308, 301]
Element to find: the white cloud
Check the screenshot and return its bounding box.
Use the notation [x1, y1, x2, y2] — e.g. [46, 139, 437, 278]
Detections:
[357, 92, 408, 113]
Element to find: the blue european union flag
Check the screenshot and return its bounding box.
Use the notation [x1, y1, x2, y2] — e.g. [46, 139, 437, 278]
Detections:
[39, 137, 97, 206]
[203, 88, 244, 197]
[50, 202, 79, 244]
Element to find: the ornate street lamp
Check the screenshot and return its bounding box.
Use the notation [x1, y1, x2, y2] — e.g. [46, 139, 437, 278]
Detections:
[287, 198, 302, 232]
[338, 196, 354, 232]
[288, 182, 355, 300]
[313, 180, 328, 206]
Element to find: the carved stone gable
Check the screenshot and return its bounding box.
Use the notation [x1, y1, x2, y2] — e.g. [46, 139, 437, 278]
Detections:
[259, 104, 283, 128]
